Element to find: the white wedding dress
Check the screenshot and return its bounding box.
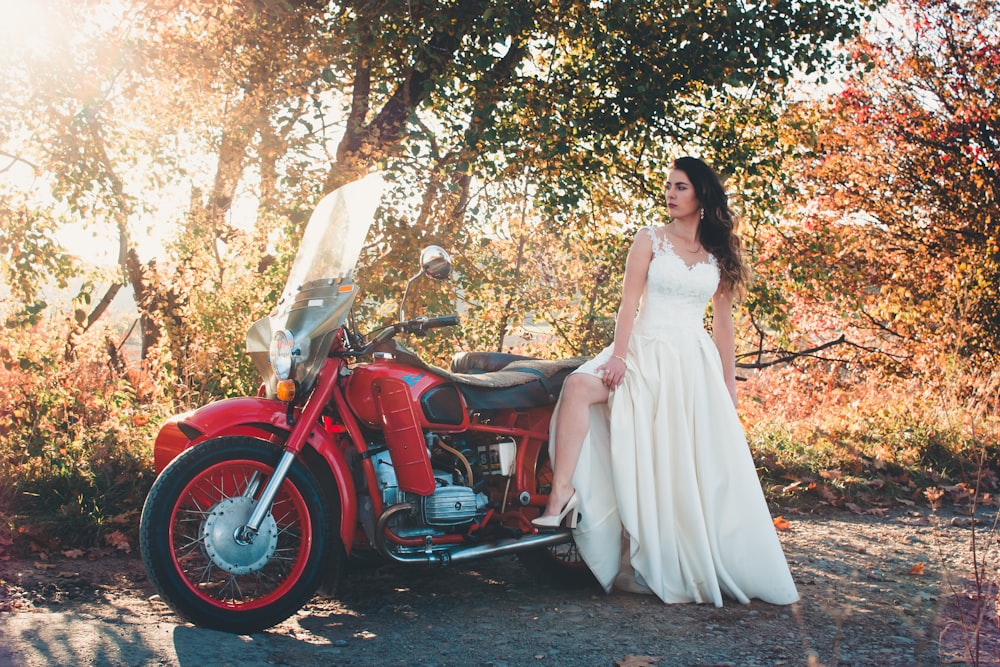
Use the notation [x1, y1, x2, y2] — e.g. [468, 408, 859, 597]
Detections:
[553, 225, 798, 606]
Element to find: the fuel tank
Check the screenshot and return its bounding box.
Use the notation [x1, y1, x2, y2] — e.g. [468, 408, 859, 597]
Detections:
[345, 357, 470, 496]
[345, 358, 470, 432]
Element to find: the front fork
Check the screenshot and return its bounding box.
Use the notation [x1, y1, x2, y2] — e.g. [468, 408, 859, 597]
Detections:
[235, 358, 344, 544]
[235, 452, 297, 544]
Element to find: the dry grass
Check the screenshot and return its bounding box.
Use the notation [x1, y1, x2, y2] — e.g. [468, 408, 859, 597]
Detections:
[742, 361, 1000, 512]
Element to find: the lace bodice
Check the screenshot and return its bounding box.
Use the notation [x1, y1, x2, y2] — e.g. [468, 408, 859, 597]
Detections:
[633, 225, 719, 335]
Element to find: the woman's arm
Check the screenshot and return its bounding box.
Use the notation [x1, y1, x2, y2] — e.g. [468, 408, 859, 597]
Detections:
[711, 286, 738, 407]
[598, 227, 653, 388]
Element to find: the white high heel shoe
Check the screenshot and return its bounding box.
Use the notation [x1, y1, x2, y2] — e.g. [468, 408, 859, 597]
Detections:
[531, 492, 580, 529]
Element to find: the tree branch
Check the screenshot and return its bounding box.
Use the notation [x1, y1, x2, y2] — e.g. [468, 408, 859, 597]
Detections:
[736, 333, 910, 370]
[0, 150, 39, 175]
[64, 283, 123, 361]
[332, 0, 491, 185]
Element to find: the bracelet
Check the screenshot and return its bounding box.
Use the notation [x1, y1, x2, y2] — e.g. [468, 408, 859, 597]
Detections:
[613, 354, 627, 363]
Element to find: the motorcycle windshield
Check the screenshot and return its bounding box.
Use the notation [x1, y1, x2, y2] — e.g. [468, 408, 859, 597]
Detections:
[247, 172, 385, 396]
[276, 172, 384, 312]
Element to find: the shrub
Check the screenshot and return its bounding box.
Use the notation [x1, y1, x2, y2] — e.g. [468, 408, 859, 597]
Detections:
[742, 358, 1000, 509]
[0, 325, 168, 553]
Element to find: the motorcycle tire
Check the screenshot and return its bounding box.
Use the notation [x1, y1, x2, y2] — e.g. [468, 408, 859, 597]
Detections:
[523, 443, 599, 590]
[139, 436, 338, 633]
[517, 542, 599, 589]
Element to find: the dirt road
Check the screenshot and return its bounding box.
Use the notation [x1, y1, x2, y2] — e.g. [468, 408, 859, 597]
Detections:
[0, 505, 996, 666]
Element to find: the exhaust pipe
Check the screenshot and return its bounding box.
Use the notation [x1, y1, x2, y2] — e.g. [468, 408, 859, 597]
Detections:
[374, 503, 574, 566]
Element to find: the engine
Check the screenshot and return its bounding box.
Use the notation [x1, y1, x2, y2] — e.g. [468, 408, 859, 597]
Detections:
[368, 447, 489, 537]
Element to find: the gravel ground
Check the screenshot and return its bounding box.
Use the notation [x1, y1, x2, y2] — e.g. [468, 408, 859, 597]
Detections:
[1, 503, 998, 666]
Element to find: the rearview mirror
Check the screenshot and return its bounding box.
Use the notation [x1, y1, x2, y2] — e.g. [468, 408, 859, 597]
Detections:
[400, 245, 454, 321]
[420, 245, 452, 281]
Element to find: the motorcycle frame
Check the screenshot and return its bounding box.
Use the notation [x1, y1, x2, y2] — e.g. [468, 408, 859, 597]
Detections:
[153, 329, 557, 557]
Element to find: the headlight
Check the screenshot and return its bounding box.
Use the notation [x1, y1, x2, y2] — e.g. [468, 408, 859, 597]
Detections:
[269, 329, 296, 380]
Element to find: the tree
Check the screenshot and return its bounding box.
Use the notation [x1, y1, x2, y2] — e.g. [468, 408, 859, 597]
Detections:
[0, 0, 878, 395]
[780, 0, 1000, 365]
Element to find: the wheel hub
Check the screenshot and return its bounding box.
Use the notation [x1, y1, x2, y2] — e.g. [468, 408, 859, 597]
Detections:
[201, 496, 278, 575]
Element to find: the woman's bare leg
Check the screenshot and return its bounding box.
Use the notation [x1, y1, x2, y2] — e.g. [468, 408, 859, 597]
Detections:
[539, 373, 610, 517]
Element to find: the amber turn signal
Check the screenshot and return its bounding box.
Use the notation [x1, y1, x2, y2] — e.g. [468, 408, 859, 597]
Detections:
[276, 379, 296, 402]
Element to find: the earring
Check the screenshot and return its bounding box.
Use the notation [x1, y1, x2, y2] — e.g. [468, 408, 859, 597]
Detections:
[700, 208, 705, 220]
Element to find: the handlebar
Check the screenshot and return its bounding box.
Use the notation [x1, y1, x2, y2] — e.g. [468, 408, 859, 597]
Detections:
[407, 315, 460, 333]
[349, 314, 460, 355]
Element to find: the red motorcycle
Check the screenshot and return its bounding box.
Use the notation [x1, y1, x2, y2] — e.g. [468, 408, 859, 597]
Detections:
[139, 173, 590, 633]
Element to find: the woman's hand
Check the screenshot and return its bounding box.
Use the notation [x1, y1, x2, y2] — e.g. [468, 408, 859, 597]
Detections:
[597, 355, 627, 388]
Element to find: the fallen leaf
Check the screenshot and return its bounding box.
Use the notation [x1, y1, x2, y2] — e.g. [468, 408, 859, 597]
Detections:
[33, 562, 57, 570]
[19, 527, 60, 550]
[814, 485, 840, 505]
[951, 516, 978, 528]
[819, 469, 843, 479]
[57, 571, 80, 578]
[845, 503, 865, 514]
[62, 548, 85, 559]
[773, 516, 793, 531]
[104, 530, 132, 554]
[909, 562, 926, 575]
[614, 656, 662, 667]
[107, 512, 138, 526]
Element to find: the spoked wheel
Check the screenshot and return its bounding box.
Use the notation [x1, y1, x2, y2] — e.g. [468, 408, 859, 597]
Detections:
[516, 445, 598, 589]
[517, 539, 598, 588]
[139, 437, 339, 633]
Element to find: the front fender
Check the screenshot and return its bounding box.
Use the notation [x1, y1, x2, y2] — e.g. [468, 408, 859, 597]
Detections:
[154, 397, 291, 471]
[153, 397, 358, 552]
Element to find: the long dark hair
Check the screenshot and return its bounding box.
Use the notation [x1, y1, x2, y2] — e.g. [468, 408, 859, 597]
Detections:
[672, 156, 750, 298]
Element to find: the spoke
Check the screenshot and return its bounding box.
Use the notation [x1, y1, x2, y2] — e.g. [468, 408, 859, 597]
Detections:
[167, 459, 314, 607]
[271, 498, 298, 519]
[276, 524, 301, 541]
[197, 562, 216, 585]
[219, 471, 234, 499]
[216, 575, 235, 602]
[255, 568, 286, 592]
[185, 493, 208, 514]
[174, 532, 206, 557]
[278, 512, 299, 527]
[268, 556, 297, 573]
[205, 475, 228, 500]
[552, 542, 584, 564]
[242, 470, 263, 498]
[229, 574, 245, 602]
[272, 507, 299, 527]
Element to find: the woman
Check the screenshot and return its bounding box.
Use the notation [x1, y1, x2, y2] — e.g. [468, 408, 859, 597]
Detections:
[533, 157, 798, 606]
